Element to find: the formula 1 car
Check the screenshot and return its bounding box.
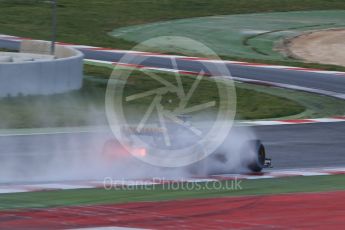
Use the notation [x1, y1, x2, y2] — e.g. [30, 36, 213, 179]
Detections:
[102, 116, 271, 175]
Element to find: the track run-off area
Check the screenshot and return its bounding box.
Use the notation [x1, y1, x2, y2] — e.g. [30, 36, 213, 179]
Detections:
[1, 191, 344, 229]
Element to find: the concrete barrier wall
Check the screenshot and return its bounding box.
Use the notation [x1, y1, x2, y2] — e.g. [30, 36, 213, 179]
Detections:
[0, 40, 83, 97]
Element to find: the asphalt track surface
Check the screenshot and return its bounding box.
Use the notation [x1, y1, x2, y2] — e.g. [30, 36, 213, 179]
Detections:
[0, 39, 345, 175]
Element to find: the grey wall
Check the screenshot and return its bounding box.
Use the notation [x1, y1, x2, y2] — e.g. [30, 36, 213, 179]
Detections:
[0, 40, 84, 97]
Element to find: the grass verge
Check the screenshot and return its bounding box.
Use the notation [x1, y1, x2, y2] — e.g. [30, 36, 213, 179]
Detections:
[238, 82, 345, 119]
[0, 48, 15, 52]
[110, 10, 345, 66]
[86, 63, 305, 120]
[0, 175, 344, 210]
[0, 63, 306, 129]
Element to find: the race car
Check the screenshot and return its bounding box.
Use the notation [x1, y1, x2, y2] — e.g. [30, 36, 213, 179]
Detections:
[102, 116, 271, 175]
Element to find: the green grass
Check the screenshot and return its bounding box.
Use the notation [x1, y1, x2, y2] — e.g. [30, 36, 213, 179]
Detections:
[238, 82, 345, 119]
[87, 63, 305, 120]
[236, 88, 304, 120]
[0, 86, 106, 129]
[0, 175, 344, 210]
[0, 0, 345, 70]
[0, 48, 15, 52]
[0, 63, 305, 129]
